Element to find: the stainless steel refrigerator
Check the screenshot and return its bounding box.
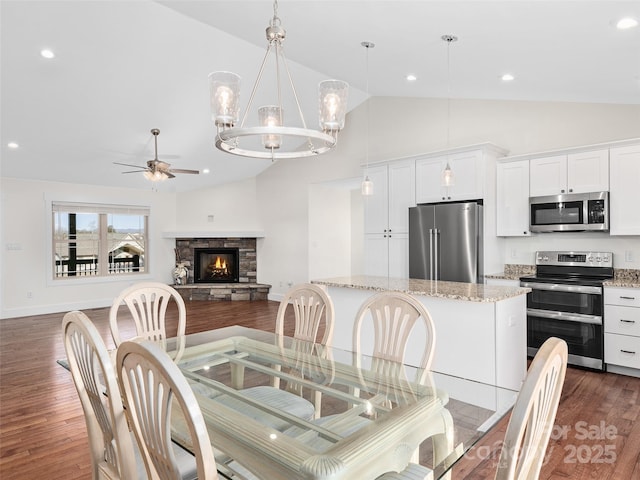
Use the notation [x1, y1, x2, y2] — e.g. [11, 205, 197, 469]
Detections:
[409, 201, 483, 283]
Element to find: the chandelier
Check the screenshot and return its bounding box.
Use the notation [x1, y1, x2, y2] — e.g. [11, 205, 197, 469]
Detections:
[209, 1, 349, 160]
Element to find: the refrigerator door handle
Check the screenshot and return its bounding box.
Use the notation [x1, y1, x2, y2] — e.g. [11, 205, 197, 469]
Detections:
[429, 228, 434, 280]
[434, 228, 440, 280]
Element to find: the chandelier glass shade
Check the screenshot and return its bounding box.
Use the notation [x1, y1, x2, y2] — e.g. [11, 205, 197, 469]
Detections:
[209, 2, 349, 160]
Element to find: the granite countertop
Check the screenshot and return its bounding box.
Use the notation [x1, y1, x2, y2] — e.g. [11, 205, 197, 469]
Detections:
[604, 269, 640, 288]
[485, 264, 536, 281]
[312, 275, 530, 303]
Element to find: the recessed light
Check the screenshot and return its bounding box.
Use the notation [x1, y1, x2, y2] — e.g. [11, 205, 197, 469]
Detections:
[616, 17, 638, 29]
[202, 168, 210, 174]
[40, 49, 55, 59]
[406, 74, 417, 82]
[7, 142, 19, 149]
[501, 74, 515, 82]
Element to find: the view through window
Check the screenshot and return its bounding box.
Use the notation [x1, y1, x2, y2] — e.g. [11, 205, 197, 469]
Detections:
[52, 202, 149, 278]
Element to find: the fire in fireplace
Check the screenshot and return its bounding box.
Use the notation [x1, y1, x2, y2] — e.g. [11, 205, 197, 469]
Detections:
[194, 248, 239, 283]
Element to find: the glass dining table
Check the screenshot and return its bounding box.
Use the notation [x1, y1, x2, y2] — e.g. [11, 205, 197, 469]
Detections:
[162, 325, 518, 480]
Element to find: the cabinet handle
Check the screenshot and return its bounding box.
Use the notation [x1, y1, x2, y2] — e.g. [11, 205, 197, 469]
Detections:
[442, 197, 446, 200]
[620, 350, 636, 355]
[561, 189, 565, 193]
[620, 319, 636, 324]
[569, 188, 573, 192]
[620, 296, 636, 300]
[523, 231, 527, 235]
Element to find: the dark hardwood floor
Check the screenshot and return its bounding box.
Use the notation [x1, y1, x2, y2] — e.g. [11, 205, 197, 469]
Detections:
[1, 300, 638, 479]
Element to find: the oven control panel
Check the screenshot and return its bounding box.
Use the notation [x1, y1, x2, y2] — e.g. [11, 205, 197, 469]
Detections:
[535, 251, 613, 267]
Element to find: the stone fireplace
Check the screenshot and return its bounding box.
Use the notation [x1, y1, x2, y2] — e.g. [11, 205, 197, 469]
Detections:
[173, 237, 270, 301]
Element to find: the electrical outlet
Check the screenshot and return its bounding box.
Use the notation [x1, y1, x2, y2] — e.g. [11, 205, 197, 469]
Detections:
[625, 251, 635, 262]
[26, 291, 33, 299]
[207, 215, 214, 223]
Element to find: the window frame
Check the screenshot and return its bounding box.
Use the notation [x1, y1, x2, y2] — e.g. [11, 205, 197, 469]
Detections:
[48, 200, 151, 284]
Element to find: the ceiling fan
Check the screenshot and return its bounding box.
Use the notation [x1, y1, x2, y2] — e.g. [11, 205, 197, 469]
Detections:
[114, 128, 199, 181]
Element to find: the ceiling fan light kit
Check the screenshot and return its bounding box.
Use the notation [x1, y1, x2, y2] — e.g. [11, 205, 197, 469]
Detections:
[209, 0, 349, 161]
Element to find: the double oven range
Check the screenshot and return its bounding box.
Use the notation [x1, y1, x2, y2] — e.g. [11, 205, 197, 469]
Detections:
[520, 251, 613, 370]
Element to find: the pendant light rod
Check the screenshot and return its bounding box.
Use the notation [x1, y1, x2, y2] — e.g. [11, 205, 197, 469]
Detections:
[361, 41, 375, 196]
[441, 35, 457, 188]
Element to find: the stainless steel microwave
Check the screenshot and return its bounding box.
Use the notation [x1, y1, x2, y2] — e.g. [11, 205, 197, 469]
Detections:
[529, 191, 609, 232]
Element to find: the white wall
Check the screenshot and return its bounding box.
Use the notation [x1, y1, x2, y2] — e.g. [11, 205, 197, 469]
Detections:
[503, 233, 640, 270]
[0, 178, 177, 318]
[174, 177, 261, 232]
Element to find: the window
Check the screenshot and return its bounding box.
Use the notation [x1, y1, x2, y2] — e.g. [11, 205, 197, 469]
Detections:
[52, 202, 149, 279]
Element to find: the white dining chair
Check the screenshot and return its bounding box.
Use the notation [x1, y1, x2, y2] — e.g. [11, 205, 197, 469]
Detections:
[494, 336, 568, 480]
[109, 281, 186, 348]
[226, 283, 336, 423]
[62, 310, 142, 480]
[353, 290, 436, 379]
[116, 339, 217, 480]
[377, 336, 568, 480]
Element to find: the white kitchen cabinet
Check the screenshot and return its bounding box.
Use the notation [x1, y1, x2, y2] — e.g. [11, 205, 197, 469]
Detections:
[388, 161, 415, 233]
[363, 165, 390, 234]
[529, 149, 609, 196]
[415, 149, 484, 203]
[610, 144, 640, 235]
[604, 287, 640, 376]
[363, 160, 414, 277]
[496, 160, 531, 236]
[364, 232, 409, 278]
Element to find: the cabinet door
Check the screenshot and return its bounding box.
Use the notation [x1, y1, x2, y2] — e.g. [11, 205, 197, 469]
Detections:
[610, 144, 640, 235]
[529, 155, 567, 196]
[388, 233, 409, 278]
[415, 157, 444, 204]
[364, 233, 389, 276]
[416, 150, 484, 203]
[388, 160, 415, 234]
[448, 150, 484, 201]
[496, 160, 531, 236]
[363, 165, 389, 234]
[567, 149, 609, 193]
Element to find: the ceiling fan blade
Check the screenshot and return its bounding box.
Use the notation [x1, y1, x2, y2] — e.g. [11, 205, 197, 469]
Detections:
[170, 168, 200, 175]
[114, 161, 147, 169]
[166, 172, 176, 179]
[121, 170, 147, 174]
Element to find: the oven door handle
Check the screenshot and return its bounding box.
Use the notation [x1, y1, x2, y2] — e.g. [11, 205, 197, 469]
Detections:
[520, 282, 602, 294]
[527, 308, 603, 325]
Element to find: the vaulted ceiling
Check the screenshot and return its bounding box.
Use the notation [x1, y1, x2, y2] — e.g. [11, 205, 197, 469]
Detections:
[2, 1, 638, 192]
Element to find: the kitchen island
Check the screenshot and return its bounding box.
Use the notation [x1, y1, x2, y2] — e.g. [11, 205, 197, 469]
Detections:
[312, 275, 530, 392]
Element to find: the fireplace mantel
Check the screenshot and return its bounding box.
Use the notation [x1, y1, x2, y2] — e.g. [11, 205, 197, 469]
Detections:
[163, 231, 265, 239]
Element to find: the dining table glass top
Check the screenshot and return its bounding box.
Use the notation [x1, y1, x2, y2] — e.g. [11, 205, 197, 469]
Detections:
[161, 325, 518, 480]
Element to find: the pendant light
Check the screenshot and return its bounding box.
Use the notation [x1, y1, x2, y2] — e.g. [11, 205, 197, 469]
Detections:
[208, 0, 349, 161]
[442, 34, 457, 187]
[361, 41, 374, 196]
